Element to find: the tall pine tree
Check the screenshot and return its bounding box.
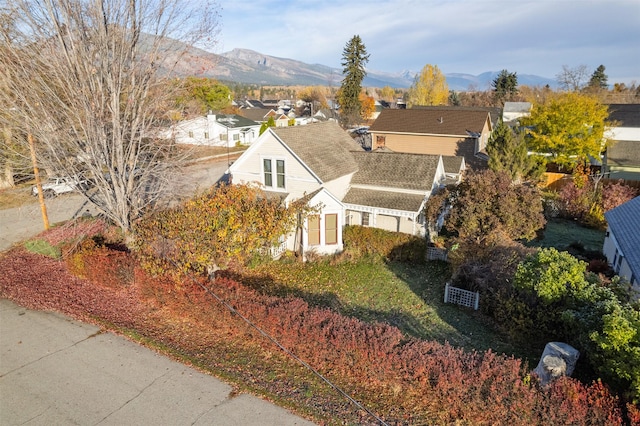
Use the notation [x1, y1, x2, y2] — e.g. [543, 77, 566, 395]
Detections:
[337, 35, 369, 128]
[588, 65, 608, 90]
[492, 69, 518, 105]
[487, 120, 542, 183]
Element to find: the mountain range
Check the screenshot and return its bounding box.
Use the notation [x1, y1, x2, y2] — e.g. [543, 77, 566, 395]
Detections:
[178, 46, 557, 91]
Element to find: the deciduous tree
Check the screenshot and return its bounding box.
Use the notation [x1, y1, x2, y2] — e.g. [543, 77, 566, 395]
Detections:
[522, 92, 610, 167]
[444, 170, 545, 246]
[176, 77, 231, 116]
[556, 64, 589, 92]
[359, 93, 375, 121]
[0, 0, 221, 234]
[406, 64, 448, 107]
[338, 35, 369, 128]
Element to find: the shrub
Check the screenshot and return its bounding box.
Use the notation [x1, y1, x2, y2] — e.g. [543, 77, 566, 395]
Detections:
[342, 225, 426, 262]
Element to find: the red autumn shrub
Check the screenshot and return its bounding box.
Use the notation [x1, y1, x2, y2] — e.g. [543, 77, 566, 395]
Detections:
[0, 243, 628, 425]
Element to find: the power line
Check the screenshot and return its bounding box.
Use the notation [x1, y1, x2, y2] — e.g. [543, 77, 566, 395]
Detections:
[170, 259, 389, 426]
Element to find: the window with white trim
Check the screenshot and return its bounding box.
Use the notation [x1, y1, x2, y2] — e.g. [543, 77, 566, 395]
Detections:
[362, 212, 370, 226]
[263, 158, 285, 189]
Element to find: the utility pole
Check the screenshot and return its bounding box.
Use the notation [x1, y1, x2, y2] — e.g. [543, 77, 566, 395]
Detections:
[28, 132, 49, 230]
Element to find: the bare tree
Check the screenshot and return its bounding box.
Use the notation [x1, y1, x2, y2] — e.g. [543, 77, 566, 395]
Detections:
[0, 0, 220, 234]
[556, 64, 589, 92]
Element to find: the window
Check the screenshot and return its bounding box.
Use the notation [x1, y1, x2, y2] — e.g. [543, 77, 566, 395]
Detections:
[233, 133, 240, 141]
[263, 159, 273, 187]
[263, 158, 285, 189]
[204, 132, 209, 139]
[188, 131, 194, 138]
[362, 212, 370, 226]
[308, 215, 320, 246]
[376, 135, 386, 148]
[276, 160, 285, 188]
[220, 133, 228, 141]
[325, 214, 338, 245]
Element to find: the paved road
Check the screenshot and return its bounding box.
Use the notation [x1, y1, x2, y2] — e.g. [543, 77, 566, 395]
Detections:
[0, 299, 315, 425]
[1, 155, 317, 425]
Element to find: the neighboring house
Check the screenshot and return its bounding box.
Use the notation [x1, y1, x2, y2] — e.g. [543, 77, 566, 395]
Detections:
[238, 108, 291, 127]
[368, 107, 494, 169]
[502, 102, 532, 125]
[168, 113, 261, 146]
[603, 195, 640, 296]
[229, 121, 450, 257]
[603, 104, 640, 181]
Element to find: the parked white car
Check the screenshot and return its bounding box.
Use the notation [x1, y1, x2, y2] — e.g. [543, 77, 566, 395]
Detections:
[32, 176, 87, 198]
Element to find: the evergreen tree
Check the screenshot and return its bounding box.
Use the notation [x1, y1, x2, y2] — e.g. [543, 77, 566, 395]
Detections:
[588, 65, 608, 89]
[486, 120, 542, 183]
[492, 69, 518, 104]
[337, 35, 369, 128]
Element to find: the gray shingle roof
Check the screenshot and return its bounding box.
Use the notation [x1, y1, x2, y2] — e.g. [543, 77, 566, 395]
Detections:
[237, 108, 272, 122]
[607, 140, 640, 167]
[342, 188, 425, 212]
[441, 155, 464, 175]
[369, 108, 491, 136]
[350, 151, 441, 190]
[273, 121, 362, 183]
[607, 104, 640, 128]
[604, 196, 640, 281]
[215, 114, 260, 129]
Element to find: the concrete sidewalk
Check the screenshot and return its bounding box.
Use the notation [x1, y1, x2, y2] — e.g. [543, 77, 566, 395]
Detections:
[0, 299, 316, 425]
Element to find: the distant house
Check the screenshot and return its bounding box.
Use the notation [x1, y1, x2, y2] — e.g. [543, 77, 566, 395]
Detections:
[603, 104, 640, 181]
[603, 195, 640, 296]
[368, 107, 494, 169]
[168, 113, 261, 146]
[237, 108, 291, 127]
[229, 121, 450, 257]
[502, 102, 532, 125]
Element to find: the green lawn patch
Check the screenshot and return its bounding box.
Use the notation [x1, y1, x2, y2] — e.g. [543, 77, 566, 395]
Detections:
[527, 218, 605, 252]
[247, 258, 525, 359]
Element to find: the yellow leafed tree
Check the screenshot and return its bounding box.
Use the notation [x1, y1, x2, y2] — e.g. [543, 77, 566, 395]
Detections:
[407, 64, 449, 107]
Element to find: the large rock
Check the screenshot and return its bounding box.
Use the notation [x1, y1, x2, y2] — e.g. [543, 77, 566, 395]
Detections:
[533, 342, 580, 386]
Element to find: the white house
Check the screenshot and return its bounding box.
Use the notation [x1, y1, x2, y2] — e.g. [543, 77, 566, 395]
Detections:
[168, 113, 261, 147]
[603, 195, 640, 297]
[229, 121, 452, 257]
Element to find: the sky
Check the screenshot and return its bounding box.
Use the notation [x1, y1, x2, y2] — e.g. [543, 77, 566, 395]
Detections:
[216, 0, 640, 84]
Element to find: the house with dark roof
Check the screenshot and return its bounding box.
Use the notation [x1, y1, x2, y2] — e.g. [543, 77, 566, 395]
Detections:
[229, 121, 448, 256]
[368, 107, 494, 169]
[603, 195, 640, 296]
[237, 108, 291, 127]
[166, 113, 261, 146]
[603, 104, 640, 181]
[344, 152, 445, 234]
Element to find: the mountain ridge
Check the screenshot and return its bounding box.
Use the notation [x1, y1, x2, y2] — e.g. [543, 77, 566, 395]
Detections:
[178, 45, 557, 90]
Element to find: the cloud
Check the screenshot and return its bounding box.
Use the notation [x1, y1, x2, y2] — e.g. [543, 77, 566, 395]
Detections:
[218, 0, 640, 83]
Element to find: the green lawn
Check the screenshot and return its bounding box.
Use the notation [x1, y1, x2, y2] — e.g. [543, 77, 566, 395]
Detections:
[527, 218, 605, 252]
[247, 258, 531, 361]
